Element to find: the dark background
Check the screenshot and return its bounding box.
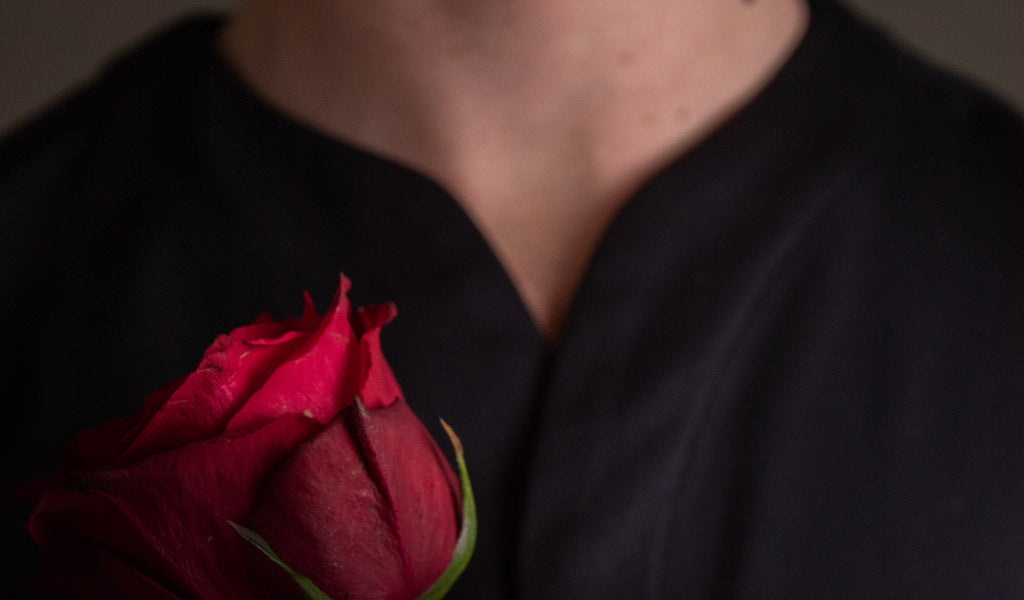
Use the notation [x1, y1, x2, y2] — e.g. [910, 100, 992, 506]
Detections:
[1, 0, 1022, 134]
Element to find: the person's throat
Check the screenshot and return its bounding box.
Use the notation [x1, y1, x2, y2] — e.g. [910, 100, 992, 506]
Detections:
[219, 0, 810, 342]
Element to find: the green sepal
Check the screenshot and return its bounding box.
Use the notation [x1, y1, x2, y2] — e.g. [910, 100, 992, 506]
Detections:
[414, 420, 477, 600]
[228, 520, 334, 600]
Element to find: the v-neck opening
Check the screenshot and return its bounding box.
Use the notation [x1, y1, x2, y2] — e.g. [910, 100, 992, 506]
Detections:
[205, 39, 548, 347]
[202, 9, 814, 352]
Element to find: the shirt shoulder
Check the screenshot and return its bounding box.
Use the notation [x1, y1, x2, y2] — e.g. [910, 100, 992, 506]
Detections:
[796, 1, 1024, 258]
[0, 15, 226, 200]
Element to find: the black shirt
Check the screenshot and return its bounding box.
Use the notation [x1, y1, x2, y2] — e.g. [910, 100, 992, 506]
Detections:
[3, 1, 1023, 597]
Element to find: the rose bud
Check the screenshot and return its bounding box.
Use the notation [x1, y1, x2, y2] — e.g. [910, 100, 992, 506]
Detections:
[25, 275, 468, 600]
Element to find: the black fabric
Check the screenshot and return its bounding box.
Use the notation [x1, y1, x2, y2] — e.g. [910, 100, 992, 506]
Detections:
[2, 1, 1023, 598]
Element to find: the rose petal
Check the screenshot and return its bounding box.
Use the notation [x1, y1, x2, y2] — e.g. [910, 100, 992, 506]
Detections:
[60, 373, 188, 470]
[29, 415, 320, 599]
[349, 399, 461, 593]
[34, 537, 183, 600]
[245, 399, 459, 600]
[353, 303, 403, 410]
[298, 290, 320, 331]
[227, 275, 363, 430]
[115, 328, 309, 463]
[114, 294, 319, 463]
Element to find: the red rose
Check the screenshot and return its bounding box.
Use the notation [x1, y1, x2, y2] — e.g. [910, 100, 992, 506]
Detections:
[26, 275, 465, 600]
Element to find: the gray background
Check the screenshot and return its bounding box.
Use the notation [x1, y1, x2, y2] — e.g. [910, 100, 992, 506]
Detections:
[1, 0, 1022, 134]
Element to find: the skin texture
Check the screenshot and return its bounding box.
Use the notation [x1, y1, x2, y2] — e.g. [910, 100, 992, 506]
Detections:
[220, 0, 810, 340]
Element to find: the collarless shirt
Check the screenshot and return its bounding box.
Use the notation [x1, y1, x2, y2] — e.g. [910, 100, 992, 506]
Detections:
[2, 1, 1023, 597]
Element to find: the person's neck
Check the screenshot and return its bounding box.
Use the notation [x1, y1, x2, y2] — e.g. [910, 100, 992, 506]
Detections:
[220, 0, 809, 341]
